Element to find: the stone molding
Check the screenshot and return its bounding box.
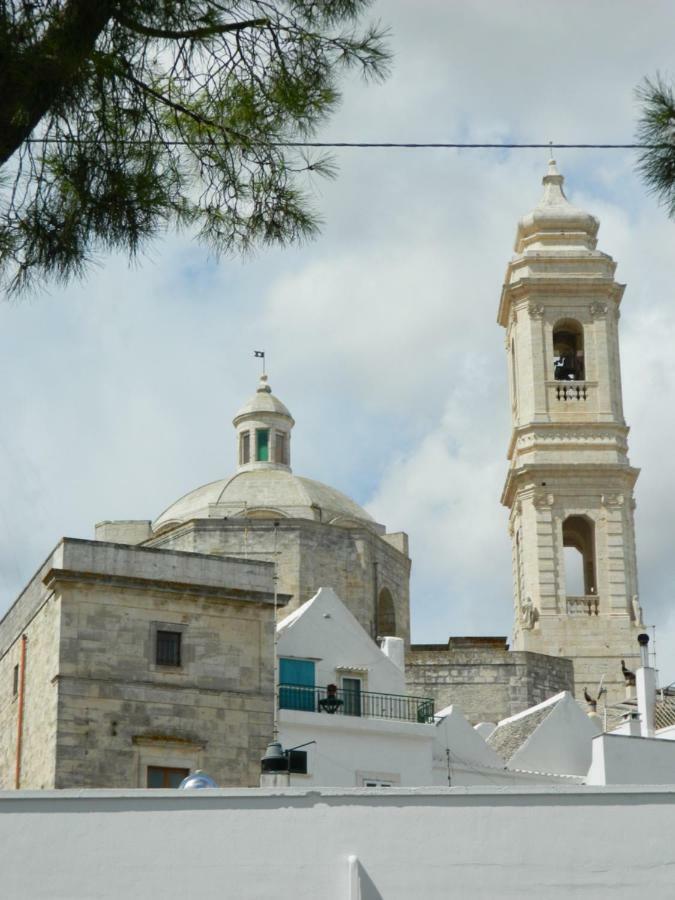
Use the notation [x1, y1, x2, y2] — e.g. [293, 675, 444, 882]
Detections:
[589, 301, 609, 319]
[42, 568, 290, 607]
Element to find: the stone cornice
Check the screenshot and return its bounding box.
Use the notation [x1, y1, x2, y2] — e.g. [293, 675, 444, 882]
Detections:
[506, 421, 629, 460]
[498, 278, 625, 326]
[501, 462, 640, 508]
[42, 568, 291, 607]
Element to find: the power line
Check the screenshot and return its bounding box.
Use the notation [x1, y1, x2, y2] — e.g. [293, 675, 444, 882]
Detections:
[23, 138, 666, 150]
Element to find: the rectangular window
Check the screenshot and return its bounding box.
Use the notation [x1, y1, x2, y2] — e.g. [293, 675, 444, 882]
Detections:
[156, 630, 181, 667]
[12, 664, 19, 697]
[274, 432, 286, 465]
[146, 765, 189, 788]
[256, 429, 269, 462]
[279, 657, 315, 711]
[240, 432, 250, 464]
[342, 676, 362, 717]
[287, 750, 308, 774]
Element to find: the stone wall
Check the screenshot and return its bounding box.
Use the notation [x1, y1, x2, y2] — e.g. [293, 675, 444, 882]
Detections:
[149, 518, 411, 643]
[0, 539, 280, 790]
[406, 637, 574, 725]
[0, 547, 61, 790]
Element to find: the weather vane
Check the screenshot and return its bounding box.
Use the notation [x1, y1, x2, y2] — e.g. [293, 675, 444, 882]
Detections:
[253, 349, 266, 374]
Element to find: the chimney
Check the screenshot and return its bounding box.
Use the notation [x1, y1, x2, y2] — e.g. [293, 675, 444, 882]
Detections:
[636, 633, 656, 739]
[380, 636, 405, 672]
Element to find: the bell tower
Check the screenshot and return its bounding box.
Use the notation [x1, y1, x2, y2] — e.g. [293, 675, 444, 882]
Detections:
[498, 161, 644, 704]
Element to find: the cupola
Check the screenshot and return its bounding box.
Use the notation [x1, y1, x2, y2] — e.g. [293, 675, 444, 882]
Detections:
[515, 160, 599, 253]
[232, 374, 295, 472]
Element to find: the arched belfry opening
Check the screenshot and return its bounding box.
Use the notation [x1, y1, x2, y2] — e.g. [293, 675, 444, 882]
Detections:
[553, 320, 585, 381]
[376, 587, 396, 637]
[562, 515, 596, 596]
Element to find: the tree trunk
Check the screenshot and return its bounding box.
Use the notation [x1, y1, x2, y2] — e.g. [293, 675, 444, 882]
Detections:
[0, 0, 115, 165]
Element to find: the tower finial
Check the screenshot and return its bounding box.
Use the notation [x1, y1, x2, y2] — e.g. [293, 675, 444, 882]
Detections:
[257, 372, 272, 394]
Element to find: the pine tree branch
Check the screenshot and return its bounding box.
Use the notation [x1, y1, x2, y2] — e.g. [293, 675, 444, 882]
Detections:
[0, 0, 115, 166]
[113, 12, 270, 41]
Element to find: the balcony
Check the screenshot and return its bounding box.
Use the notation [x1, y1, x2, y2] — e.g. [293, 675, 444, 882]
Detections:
[279, 683, 435, 724]
[547, 380, 595, 404]
[566, 595, 599, 616]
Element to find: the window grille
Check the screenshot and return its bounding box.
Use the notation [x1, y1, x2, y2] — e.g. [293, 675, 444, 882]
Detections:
[156, 630, 181, 667]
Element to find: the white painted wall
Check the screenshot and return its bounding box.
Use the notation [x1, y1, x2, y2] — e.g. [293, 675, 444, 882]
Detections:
[280, 708, 433, 786]
[587, 733, 675, 785]
[277, 587, 407, 695]
[3, 787, 675, 899]
[496, 692, 601, 776]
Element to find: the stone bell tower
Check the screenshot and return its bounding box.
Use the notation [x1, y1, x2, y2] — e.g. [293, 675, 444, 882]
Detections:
[498, 161, 644, 705]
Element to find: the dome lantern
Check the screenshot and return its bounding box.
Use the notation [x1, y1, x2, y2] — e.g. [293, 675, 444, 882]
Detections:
[514, 159, 600, 253]
[232, 374, 295, 473]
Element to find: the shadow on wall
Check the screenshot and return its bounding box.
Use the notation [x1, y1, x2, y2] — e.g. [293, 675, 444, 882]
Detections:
[350, 856, 383, 900]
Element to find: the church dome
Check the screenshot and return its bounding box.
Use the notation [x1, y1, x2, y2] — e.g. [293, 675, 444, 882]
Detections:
[152, 468, 379, 533]
[152, 374, 381, 535]
[515, 160, 599, 252]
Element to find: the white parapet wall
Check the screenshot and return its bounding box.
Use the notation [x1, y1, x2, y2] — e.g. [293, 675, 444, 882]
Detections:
[2, 786, 675, 899]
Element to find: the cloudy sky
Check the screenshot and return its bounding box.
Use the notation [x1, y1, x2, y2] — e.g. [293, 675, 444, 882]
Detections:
[2, 0, 675, 681]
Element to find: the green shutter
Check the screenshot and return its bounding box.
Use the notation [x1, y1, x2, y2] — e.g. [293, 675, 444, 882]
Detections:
[256, 429, 269, 461]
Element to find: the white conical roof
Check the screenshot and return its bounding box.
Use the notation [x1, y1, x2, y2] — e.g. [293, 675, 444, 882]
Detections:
[515, 160, 599, 252]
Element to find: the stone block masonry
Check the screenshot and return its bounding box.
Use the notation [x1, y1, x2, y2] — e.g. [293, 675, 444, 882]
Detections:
[406, 637, 574, 725]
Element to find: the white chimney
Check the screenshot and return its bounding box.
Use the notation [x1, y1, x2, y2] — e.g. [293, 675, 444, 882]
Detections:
[636, 633, 656, 739]
[380, 636, 405, 672]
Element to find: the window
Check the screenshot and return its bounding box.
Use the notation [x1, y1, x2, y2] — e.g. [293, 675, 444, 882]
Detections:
[342, 676, 362, 717]
[12, 664, 19, 697]
[240, 431, 250, 465]
[563, 515, 596, 596]
[279, 658, 315, 710]
[146, 765, 189, 788]
[256, 428, 269, 462]
[156, 630, 181, 667]
[274, 432, 288, 465]
[287, 750, 308, 774]
[357, 771, 400, 787]
[553, 320, 585, 381]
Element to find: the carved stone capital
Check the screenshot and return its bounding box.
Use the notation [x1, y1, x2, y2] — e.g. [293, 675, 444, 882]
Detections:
[528, 302, 545, 319]
[533, 492, 555, 509]
[589, 301, 608, 319]
[601, 493, 624, 507]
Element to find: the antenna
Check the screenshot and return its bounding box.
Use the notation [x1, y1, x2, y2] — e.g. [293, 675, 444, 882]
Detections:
[272, 520, 280, 741]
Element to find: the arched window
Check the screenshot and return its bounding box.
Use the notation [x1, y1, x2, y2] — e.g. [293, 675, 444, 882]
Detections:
[562, 515, 596, 596]
[239, 431, 251, 465]
[553, 320, 585, 381]
[376, 587, 396, 637]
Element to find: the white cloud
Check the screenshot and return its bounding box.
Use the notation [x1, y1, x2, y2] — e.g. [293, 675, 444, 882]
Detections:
[2, 1, 675, 683]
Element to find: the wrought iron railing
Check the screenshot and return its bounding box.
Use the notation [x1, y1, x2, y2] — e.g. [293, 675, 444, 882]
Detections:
[279, 683, 435, 724]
